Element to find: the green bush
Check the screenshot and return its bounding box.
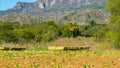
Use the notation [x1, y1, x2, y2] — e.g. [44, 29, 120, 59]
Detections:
[0, 20, 107, 44]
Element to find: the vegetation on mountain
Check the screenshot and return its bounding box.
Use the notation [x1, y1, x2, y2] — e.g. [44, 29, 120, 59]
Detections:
[0, 9, 108, 24]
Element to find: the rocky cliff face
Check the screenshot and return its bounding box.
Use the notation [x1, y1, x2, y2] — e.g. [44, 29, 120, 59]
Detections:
[37, 0, 106, 11]
[13, 2, 32, 10]
[11, 2, 40, 13]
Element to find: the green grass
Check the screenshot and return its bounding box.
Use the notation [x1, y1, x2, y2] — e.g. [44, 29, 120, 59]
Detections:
[27, 45, 48, 51]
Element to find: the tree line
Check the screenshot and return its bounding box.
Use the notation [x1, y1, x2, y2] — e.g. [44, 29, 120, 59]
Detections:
[0, 20, 107, 44]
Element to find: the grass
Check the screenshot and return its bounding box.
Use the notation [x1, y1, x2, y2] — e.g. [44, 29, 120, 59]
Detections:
[0, 37, 119, 67]
[0, 37, 115, 51]
[45, 37, 114, 50]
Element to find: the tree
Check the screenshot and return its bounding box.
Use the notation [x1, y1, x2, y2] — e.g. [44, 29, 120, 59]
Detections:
[0, 22, 18, 43]
[61, 22, 80, 37]
[106, 0, 120, 48]
[82, 20, 97, 37]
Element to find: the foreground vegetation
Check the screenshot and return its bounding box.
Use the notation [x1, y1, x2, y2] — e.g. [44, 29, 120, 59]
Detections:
[0, 50, 120, 68]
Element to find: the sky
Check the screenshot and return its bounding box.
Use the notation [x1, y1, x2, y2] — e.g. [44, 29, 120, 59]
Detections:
[0, 0, 37, 10]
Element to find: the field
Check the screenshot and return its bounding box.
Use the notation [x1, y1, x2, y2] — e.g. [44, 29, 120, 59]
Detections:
[0, 50, 120, 68]
[0, 38, 119, 68]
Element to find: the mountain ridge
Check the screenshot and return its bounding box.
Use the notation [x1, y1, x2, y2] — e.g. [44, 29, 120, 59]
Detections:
[0, 0, 107, 24]
[0, 0, 106, 15]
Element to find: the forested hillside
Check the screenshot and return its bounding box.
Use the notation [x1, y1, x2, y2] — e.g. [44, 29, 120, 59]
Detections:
[0, 9, 108, 24]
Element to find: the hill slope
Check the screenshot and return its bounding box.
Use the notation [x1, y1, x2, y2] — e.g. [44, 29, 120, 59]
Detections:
[0, 0, 106, 15]
[0, 0, 107, 24]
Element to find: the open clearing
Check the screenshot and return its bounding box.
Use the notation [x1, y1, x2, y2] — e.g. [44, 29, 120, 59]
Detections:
[0, 50, 120, 68]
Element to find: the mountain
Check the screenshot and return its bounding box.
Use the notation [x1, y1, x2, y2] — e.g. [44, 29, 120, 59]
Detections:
[0, 0, 106, 15]
[0, 0, 107, 24]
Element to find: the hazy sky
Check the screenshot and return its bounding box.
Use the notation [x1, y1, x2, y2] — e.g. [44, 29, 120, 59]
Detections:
[0, 0, 37, 10]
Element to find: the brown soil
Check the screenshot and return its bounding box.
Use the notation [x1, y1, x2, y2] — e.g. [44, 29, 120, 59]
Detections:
[0, 51, 120, 68]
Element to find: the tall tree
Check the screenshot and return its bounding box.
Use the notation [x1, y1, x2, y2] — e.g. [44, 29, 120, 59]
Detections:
[106, 0, 120, 47]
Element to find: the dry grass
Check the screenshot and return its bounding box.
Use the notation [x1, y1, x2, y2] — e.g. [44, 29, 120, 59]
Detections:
[46, 37, 113, 50]
[47, 37, 95, 46]
[0, 37, 114, 50]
